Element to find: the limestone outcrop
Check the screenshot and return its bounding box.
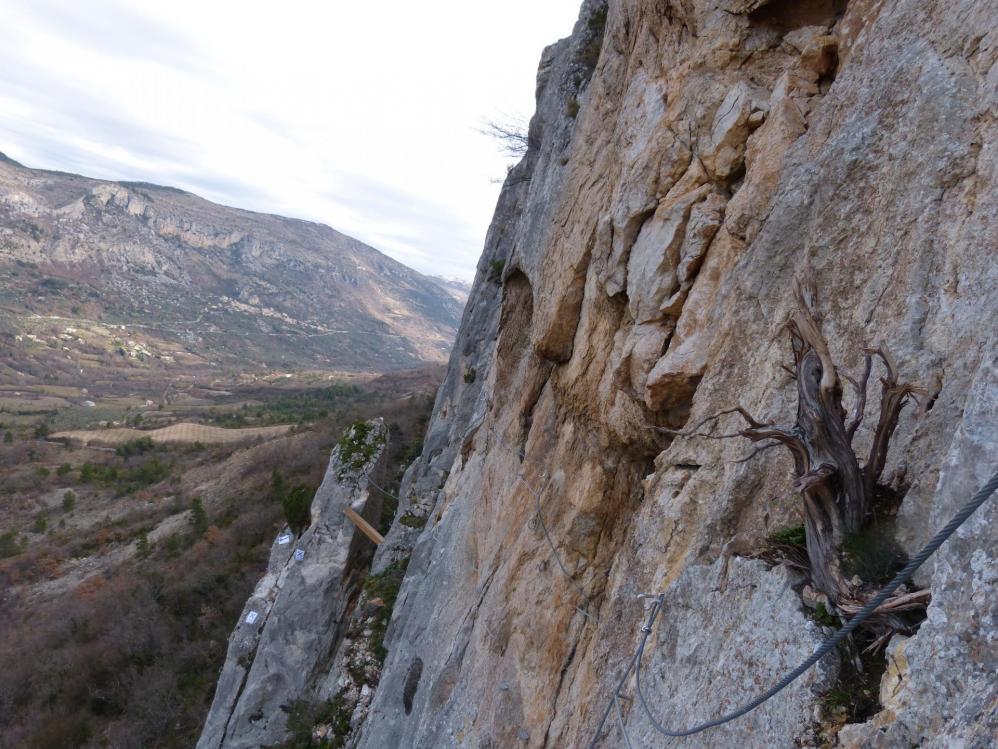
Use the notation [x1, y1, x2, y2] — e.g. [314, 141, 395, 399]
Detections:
[199, 0, 997, 746]
[0, 157, 463, 370]
[197, 420, 388, 749]
[350, 0, 997, 747]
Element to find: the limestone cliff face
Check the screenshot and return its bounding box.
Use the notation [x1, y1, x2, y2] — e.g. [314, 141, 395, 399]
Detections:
[198, 420, 388, 749]
[352, 1, 997, 747]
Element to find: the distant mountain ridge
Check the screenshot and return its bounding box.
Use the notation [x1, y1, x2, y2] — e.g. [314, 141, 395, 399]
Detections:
[0, 153, 463, 370]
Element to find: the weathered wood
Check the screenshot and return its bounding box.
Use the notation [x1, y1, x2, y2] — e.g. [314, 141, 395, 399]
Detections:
[663, 281, 926, 636]
[344, 506, 384, 545]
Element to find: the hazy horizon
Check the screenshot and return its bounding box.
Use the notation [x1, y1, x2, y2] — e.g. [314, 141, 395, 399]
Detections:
[0, 0, 583, 281]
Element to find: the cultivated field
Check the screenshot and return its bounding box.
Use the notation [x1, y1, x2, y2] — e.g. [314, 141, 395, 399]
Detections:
[51, 421, 292, 446]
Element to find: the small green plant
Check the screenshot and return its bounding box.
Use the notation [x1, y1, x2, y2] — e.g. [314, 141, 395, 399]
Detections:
[0, 529, 22, 558]
[79, 458, 170, 494]
[843, 526, 905, 585]
[136, 532, 151, 559]
[488, 259, 505, 283]
[32, 513, 48, 534]
[35, 465, 51, 479]
[463, 367, 477, 384]
[336, 421, 384, 477]
[33, 422, 51, 439]
[3, 430, 12, 444]
[282, 485, 313, 535]
[769, 525, 806, 547]
[362, 556, 410, 663]
[566, 97, 580, 118]
[397, 512, 427, 529]
[62, 490, 77, 512]
[190, 497, 209, 539]
[274, 689, 353, 749]
[57, 462, 72, 476]
[116, 436, 155, 458]
[577, 4, 608, 72]
[811, 601, 839, 627]
[163, 533, 184, 558]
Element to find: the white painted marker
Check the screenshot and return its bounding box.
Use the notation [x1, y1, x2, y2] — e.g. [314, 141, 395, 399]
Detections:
[245, 611, 258, 625]
[277, 534, 292, 545]
[293, 548, 305, 562]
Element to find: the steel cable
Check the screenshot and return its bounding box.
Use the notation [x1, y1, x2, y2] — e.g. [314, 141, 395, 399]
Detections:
[589, 469, 998, 745]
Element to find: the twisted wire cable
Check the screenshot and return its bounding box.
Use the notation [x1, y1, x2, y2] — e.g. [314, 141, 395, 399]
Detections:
[588, 470, 998, 745]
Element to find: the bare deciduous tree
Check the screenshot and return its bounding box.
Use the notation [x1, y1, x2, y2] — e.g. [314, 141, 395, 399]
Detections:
[480, 117, 530, 159]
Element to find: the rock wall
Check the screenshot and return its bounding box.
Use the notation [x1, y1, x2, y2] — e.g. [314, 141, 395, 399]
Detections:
[198, 420, 388, 749]
[351, 1, 997, 747]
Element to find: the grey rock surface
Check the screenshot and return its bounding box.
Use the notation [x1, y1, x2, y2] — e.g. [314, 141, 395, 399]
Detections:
[351, 1, 998, 747]
[197, 420, 388, 749]
[193, 1, 998, 747]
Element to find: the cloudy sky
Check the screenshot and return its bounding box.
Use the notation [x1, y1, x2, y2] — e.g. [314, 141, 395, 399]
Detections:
[0, 0, 583, 280]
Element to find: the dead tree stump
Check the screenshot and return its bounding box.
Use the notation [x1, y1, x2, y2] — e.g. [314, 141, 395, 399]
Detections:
[662, 281, 928, 639]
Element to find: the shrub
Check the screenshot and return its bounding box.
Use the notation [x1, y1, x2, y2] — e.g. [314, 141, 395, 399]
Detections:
[35, 466, 50, 479]
[769, 525, 806, 547]
[336, 421, 384, 476]
[79, 458, 169, 494]
[362, 556, 410, 663]
[62, 490, 77, 512]
[0, 529, 21, 558]
[398, 512, 427, 529]
[57, 463, 72, 476]
[190, 497, 209, 539]
[116, 436, 155, 458]
[282, 485, 313, 535]
[463, 367, 476, 384]
[3, 430, 12, 443]
[566, 97, 580, 118]
[488, 259, 505, 283]
[577, 4, 608, 72]
[32, 513, 48, 534]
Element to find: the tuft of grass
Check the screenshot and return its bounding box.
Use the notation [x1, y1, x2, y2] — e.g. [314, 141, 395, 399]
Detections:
[336, 421, 384, 477]
[116, 436, 155, 458]
[577, 4, 608, 73]
[769, 524, 806, 547]
[843, 526, 905, 585]
[819, 638, 886, 723]
[362, 556, 410, 663]
[811, 601, 838, 627]
[270, 688, 353, 749]
[397, 512, 427, 529]
[566, 97, 580, 118]
[488, 258, 505, 283]
[463, 367, 476, 384]
[0, 529, 23, 558]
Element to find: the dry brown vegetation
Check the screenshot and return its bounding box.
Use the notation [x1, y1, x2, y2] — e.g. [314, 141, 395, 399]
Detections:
[52, 422, 293, 447]
[0, 372, 437, 749]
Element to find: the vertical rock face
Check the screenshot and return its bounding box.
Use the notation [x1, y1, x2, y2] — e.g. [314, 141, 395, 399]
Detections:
[349, 1, 996, 748]
[198, 420, 388, 749]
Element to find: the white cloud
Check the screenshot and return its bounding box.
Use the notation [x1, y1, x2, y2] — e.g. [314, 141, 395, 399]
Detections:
[0, 0, 583, 280]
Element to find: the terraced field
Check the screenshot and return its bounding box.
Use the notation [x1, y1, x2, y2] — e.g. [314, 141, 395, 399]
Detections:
[51, 421, 292, 446]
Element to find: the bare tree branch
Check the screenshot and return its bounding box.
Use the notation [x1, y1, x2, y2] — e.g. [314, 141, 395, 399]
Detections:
[480, 117, 530, 159]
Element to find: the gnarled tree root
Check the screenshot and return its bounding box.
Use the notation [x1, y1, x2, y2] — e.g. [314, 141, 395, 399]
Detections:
[657, 280, 927, 643]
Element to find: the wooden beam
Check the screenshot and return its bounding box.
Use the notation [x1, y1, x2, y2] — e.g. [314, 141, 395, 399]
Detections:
[344, 506, 384, 545]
